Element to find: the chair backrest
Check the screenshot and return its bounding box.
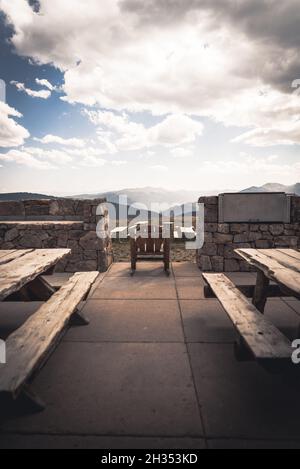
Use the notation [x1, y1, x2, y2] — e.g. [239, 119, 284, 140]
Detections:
[133, 225, 165, 255]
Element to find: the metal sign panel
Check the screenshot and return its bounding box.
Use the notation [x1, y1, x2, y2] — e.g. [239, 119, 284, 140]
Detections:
[218, 193, 291, 223]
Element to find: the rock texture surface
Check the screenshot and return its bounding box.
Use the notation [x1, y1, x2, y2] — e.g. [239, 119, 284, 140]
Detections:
[197, 195, 300, 272]
[0, 199, 113, 273]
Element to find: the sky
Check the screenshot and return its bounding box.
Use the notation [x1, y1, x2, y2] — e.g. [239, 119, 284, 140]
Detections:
[0, 0, 300, 196]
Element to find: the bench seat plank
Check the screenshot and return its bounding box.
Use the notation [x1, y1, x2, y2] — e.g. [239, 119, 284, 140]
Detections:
[0, 271, 99, 399]
[235, 249, 300, 299]
[203, 273, 292, 361]
[0, 249, 71, 301]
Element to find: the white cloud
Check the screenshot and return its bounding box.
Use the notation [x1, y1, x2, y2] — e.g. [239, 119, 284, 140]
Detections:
[232, 122, 300, 147]
[0, 101, 29, 147]
[111, 160, 128, 166]
[66, 147, 107, 159]
[170, 147, 194, 158]
[0, 149, 58, 170]
[148, 115, 203, 146]
[35, 78, 54, 91]
[2, 0, 300, 145]
[35, 134, 86, 147]
[149, 164, 168, 172]
[85, 110, 203, 151]
[199, 155, 300, 187]
[0, 145, 74, 169]
[11, 81, 51, 99]
[97, 130, 118, 154]
[24, 147, 73, 164]
[79, 155, 106, 167]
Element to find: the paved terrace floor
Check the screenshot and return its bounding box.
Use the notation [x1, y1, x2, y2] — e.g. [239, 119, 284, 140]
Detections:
[1, 262, 300, 449]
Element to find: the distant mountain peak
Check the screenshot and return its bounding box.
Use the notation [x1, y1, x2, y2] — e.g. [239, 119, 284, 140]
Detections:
[0, 192, 56, 201]
[241, 183, 300, 195]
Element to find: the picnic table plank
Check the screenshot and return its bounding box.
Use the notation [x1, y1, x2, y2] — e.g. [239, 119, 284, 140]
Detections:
[276, 248, 300, 263]
[0, 249, 34, 266]
[235, 248, 300, 299]
[0, 249, 71, 301]
[259, 249, 300, 272]
[0, 250, 16, 259]
[203, 273, 292, 361]
[0, 271, 99, 401]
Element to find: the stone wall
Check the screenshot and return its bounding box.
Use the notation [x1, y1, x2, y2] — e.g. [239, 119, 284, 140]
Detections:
[0, 199, 113, 272]
[197, 195, 300, 272]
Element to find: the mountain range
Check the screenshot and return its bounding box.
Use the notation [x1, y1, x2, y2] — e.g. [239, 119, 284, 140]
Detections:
[0, 192, 55, 201]
[241, 183, 300, 195]
[71, 187, 203, 207]
[0, 183, 299, 210]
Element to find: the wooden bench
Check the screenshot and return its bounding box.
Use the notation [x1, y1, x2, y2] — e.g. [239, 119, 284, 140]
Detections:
[203, 273, 292, 366]
[0, 271, 99, 411]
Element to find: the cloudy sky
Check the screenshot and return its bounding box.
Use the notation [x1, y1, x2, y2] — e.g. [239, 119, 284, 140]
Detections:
[0, 0, 300, 195]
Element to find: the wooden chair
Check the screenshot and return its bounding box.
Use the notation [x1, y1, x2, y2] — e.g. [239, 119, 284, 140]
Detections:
[130, 224, 170, 276]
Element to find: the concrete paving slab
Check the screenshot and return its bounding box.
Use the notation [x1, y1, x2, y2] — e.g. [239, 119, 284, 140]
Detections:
[0, 434, 205, 449]
[188, 343, 300, 440]
[64, 299, 184, 343]
[91, 277, 177, 300]
[284, 299, 300, 315]
[208, 438, 300, 449]
[175, 278, 206, 300]
[225, 272, 256, 285]
[180, 300, 235, 343]
[107, 262, 173, 278]
[1, 342, 203, 437]
[264, 299, 300, 341]
[42, 273, 73, 289]
[172, 262, 202, 277]
[87, 272, 108, 298]
[2, 262, 300, 449]
[0, 302, 43, 340]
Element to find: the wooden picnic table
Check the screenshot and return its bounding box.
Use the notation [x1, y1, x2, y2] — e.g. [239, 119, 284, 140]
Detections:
[203, 248, 300, 365]
[0, 249, 99, 412]
[0, 249, 71, 301]
[235, 248, 300, 313]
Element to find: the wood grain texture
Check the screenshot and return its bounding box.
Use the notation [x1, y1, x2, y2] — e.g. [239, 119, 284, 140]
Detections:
[203, 273, 292, 361]
[235, 248, 300, 299]
[130, 225, 170, 274]
[252, 270, 270, 313]
[277, 248, 300, 262]
[259, 249, 300, 272]
[0, 271, 99, 398]
[0, 249, 71, 301]
[0, 250, 16, 259]
[0, 249, 34, 266]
